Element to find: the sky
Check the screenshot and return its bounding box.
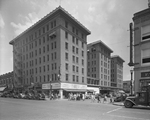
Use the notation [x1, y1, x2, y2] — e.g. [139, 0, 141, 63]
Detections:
[0, 0, 148, 80]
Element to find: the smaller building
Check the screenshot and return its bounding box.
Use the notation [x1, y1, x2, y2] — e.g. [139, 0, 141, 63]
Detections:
[133, 4, 150, 92]
[0, 71, 14, 91]
[87, 40, 113, 93]
[111, 55, 124, 91]
[123, 80, 131, 93]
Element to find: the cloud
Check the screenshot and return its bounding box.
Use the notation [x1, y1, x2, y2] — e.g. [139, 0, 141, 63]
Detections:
[88, 5, 96, 13]
[10, 13, 39, 36]
[107, 0, 117, 12]
[0, 14, 5, 28]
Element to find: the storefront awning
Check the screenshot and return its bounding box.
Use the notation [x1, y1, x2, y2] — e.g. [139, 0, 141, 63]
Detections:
[87, 89, 95, 92]
[0, 87, 6, 92]
[64, 89, 87, 92]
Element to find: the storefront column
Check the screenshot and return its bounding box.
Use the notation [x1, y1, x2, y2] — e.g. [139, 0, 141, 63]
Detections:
[59, 89, 63, 99]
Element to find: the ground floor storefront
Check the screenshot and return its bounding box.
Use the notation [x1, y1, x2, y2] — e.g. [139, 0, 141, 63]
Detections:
[42, 82, 100, 99]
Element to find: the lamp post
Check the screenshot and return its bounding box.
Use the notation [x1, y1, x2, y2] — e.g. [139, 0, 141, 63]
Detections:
[130, 69, 133, 96]
[49, 78, 52, 99]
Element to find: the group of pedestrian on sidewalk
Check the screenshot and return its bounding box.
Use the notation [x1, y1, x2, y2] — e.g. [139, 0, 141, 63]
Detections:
[68, 93, 85, 101]
[91, 93, 114, 104]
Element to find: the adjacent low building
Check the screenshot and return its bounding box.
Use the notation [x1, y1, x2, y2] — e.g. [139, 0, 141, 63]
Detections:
[133, 5, 150, 92]
[0, 71, 13, 91]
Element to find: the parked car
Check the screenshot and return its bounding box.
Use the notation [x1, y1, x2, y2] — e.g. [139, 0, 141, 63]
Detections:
[114, 93, 127, 102]
[38, 93, 46, 100]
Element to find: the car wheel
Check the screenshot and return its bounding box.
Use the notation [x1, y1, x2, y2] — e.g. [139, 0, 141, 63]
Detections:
[124, 100, 133, 108]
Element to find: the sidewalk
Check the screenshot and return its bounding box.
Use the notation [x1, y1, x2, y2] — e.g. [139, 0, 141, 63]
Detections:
[113, 102, 124, 106]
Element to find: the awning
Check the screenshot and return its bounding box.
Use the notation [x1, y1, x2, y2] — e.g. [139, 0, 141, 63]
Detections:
[64, 89, 87, 92]
[0, 87, 6, 92]
[87, 89, 95, 92]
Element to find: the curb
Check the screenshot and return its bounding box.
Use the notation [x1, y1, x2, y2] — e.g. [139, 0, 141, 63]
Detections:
[113, 102, 124, 106]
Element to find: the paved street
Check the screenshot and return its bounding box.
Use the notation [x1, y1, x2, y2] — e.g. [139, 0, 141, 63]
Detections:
[0, 97, 150, 120]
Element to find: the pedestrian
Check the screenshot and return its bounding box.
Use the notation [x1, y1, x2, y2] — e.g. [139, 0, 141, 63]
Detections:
[104, 94, 107, 103]
[91, 94, 95, 103]
[98, 94, 101, 103]
[82, 93, 85, 101]
[68, 93, 70, 101]
[74, 94, 77, 101]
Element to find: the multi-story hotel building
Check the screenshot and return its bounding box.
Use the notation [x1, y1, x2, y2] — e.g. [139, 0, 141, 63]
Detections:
[87, 40, 113, 92]
[133, 4, 150, 92]
[111, 55, 124, 91]
[9, 6, 91, 98]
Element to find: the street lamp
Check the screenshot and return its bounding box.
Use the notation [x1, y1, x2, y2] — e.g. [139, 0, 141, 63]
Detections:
[49, 78, 52, 99]
[130, 69, 133, 96]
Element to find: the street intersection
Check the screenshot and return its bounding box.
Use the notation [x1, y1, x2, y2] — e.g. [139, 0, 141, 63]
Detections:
[0, 97, 150, 120]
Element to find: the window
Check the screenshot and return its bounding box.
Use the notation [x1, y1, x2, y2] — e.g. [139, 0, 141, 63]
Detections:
[82, 42, 84, 48]
[72, 46, 75, 53]
[82, 68, 84, 74]
[76, 29, 78, 35]
[76, 38, 78, 45]
[47, 44, 49, 51]
[141, 49, 150, 65]
[51, 21, 53, 29]
[39, 57, 41, 64]
[43, 27, 45, 33]
[73, 56, 75, 63]
[47, 75, 50, 81]
[55, 63, 57, 69]
[35, 41, 37, 47]
[72, 26, 75, 33]
[65, 42, 68, 50]
[43, 66, 45, 72]
[82, 51, 84, 57]
[65, 63, 68, 71]
[47, 34, 49, 41]
[39, 29, 41, 36]
[76, 57, 78, 64]
[43, 56, 45, 62]
[141, 24, 150, 41]
[43, 37, 45, 43]
[43, 46, 45, 53]
[82, 77, 84, 83]
[65, 21, 68, 28]
[66, 74, 69, 81]
[76, 48, 78, 54]
[72, 36, 75, 43]
[76, 66, 78, 73]
[51, 42, 53, 50]
[76, 76, 79, 82]
[65, 52, 68, 60]
[54, 52, 57, 59]
[54, 41, 56, 48]
[39, 39, 41, 45]
[52, 64, 54, 70]
[73, 75, 75, 82]
[47, 65, 49, 71]
[82, 59, 84, 66]
[73, 65, 75, 72]
[65, 31, 68, 39]
[54, 20, 56, 27]
[82, 33, 84, 39]
[51, 53, 53, 60]
[47, 24, 49, 31]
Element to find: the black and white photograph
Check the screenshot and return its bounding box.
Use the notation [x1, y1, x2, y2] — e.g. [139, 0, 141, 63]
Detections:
[0, 0, 150, 120]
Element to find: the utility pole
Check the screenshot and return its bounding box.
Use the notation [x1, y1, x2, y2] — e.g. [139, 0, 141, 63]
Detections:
[130, 69, 133, 95]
